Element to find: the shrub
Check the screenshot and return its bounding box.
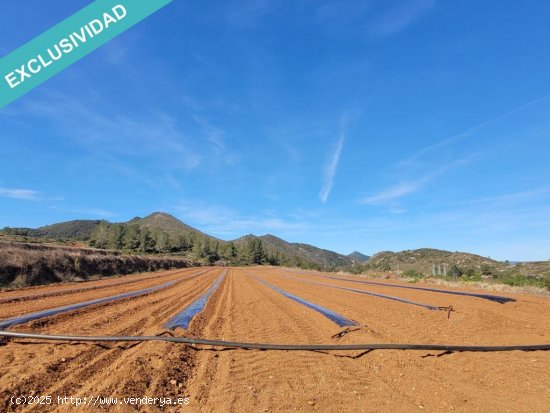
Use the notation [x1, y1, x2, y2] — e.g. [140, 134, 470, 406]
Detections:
[379, 262, 391, 271]
[496, 273, 550, 289]
[448, 264, 463, 278]
[348, 264, 365, 274]
[480, 263, 494, 276]
[403, 268, 422, 279]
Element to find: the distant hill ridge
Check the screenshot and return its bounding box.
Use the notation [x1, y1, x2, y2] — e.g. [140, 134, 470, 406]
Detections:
[366, 248, 499, 275]
[2, 211, 531, 272]
[235, 234, 355, 268]
[1, 212, 359, 269]
[130, 212, 219, 242]
[2, 219, 101, 241]
[348, 251, 370, 262]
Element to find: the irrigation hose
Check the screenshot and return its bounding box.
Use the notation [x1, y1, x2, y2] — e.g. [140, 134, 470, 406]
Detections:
[312, 273, 516, 304]
[1, 331, 550, 352]
[281, 273, 450, 311]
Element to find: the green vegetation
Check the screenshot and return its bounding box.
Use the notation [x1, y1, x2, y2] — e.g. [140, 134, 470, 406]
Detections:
[462, 268, 482, 282]
[84, 220, 326, 268]
[348, 264, 366, 274]
[3, 214, 550, 289]
[448, 264, 463, 277]
[403, 268, 423, 279]
[437, 264, 548, 290]
[1, 220, 100, 241]
[493, 273, 550, 289]
[443, 264, 550, 289]
[1, 213, 359, 271]
[348, 251, 370, 262]
[343, 250, 550, 291]
[0, 242, 192, 289]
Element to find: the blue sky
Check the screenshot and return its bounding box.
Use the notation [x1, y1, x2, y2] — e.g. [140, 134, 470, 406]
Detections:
[1, 0, 550, 261]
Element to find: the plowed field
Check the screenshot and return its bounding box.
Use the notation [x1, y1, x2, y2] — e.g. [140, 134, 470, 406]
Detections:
[1, 267, 549, 412]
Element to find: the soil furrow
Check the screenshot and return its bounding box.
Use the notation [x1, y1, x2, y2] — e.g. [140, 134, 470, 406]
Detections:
[0, 268, 223, 412]
[0, 268, 203, 320]
[1, 266, 549, 412]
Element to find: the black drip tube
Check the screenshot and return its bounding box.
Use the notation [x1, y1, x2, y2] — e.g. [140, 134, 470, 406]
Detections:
[1, 331, 549, 352]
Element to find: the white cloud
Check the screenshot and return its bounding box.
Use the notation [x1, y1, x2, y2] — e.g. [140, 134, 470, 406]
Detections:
[164, 173, 182, 191]
[400, 93, 550, 168]
[319, 135, 345, 203]
[368, 0, 436, 37]
[360, 182, 421, 205]
[225, 0, 283, 28]
[19, 93, 203, 176]
[313, 0, 433, 38]
[193, 115, 240, 167]
[462, 187, 550, 205]
[0, 188, 39, 201]
[362, 95, 550, 210]
[360, 154, 482, 205]
[51, 206, 118, 218]
[314, 0, 372, 27]
[319, 114, 351, 203]
[173, 202, 307, 236]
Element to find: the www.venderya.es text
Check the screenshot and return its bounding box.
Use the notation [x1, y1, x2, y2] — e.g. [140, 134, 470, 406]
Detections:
[10, 395, 190, 407]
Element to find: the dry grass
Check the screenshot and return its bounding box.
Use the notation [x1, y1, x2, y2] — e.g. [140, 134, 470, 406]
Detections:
[414, 276, 550, 296]
[0, 241, 194, 289]
[332, 269, 550, 296]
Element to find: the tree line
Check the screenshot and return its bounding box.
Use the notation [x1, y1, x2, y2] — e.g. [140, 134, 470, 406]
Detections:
[2, 222, 328, 270]
[87, 221, 318, 268]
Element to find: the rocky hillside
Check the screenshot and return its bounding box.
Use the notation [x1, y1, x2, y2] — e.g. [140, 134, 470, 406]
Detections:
[235, 234, 355, 269]
[3, 213, 548, 282]
[1, 213, 355, 270]
[129, 212, 219, 242]
[367, 248, 497, 274]
[1, 220, 100, 241]
[348, 251, 370, 263]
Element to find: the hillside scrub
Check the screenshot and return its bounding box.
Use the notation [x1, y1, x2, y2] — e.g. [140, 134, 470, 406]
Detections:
[0, 213, 357, 271]
[348, 260, 550, 291]
[0, 242, 194, 289]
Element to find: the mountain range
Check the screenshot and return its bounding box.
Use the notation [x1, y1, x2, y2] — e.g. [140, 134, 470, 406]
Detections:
[1, 212, 363, 269]
[5, 212, 547, 279]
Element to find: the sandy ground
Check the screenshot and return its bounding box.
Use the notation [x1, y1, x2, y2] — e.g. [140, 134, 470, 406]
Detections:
[1, 267, 549, 412]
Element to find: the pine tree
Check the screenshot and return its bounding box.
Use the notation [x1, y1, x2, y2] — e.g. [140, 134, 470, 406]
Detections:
[193, 238, 207, 259]
[174, 235, 191, 251]
[448, 264, 463, 278]
[246, 238, 266, 265]
[123, 224, 141, 251]
[107, 224, 125, 250]
[223, 242, 237, 261]
[139, 228, 154, 253]
[90, 221, 110, 249]
[153, 231, 170, 253]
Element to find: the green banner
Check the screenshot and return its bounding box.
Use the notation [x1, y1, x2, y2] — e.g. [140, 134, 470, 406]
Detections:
[0, 0, 172, 109]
